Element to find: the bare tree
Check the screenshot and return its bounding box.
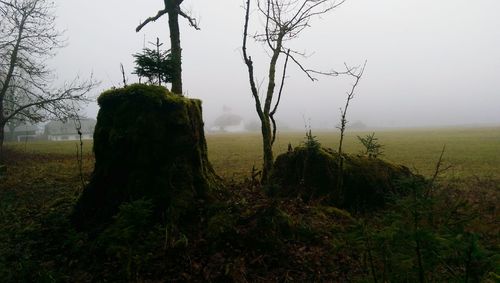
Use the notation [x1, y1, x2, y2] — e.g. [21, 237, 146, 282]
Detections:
[0, 0, 96, 161]
[242, 0, 346, 182]
[136, 0, 200, 95]
[335, 61, 366, 205]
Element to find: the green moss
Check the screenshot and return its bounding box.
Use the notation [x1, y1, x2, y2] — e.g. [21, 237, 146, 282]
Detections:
[99, 84, 174, 105]
[72, 84, 221, 234]
[269, 146, 421, 211]
[268, 146, 339, 199]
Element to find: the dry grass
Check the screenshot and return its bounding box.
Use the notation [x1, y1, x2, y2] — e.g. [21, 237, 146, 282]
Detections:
[5, 126, 500, 181]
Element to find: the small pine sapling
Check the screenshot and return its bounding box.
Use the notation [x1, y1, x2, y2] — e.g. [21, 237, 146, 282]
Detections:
[357, 132, 384, 158]
[133, 38, 174, 87]
[304, 129, 321, 152]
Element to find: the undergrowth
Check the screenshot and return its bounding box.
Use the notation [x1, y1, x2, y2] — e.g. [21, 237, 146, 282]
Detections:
[0, 148, 498, 282]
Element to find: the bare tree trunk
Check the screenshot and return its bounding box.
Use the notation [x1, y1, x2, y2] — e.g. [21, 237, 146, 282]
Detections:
[0, 109, 5, 162]
[335, 62, 366, 205]
[260, 41, 282, 182]
[0, 128, 4, 163]
[167, 3, 182, 95]
[136, 0, 200, 95]
[261, 116, 274, 181]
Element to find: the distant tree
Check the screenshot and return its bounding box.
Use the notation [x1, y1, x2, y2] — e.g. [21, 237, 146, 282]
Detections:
[136, 0, 200, 95]
[350, 120, 367, 130]
[133, 38, 174, 86]
[213, 113, 243, 132]
[244, 120, 261, 132]
[242, 0, 346, 182]
[0, 0, 96, 161]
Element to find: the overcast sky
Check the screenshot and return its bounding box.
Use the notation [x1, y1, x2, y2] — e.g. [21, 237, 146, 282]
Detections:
[51, 0, 500, 129]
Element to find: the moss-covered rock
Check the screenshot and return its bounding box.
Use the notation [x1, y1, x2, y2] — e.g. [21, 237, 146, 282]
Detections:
[268, 146, 420, 211]
[72, 84, 221, 233]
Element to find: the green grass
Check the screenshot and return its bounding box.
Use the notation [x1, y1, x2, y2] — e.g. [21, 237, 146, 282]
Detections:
[5, 140, 94, 155]
[207, 127, 500, 180]
[5, 126, 500, 180]
[1, 127, 499, 282]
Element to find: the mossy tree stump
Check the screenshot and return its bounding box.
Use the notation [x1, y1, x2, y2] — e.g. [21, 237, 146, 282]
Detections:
[72, 84, 220, 232]
[269, 146, 421, 211]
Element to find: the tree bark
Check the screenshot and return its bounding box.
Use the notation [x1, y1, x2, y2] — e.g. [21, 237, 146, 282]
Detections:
[0, 128, 4, 163]
[0, 109, 5, 163]
[167, 1, 182, 95]
[260, 115, 274, 181]
[260, 35, 283, 182]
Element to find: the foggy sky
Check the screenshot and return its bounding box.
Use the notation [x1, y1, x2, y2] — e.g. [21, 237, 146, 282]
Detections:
[51, 0, 500, 129]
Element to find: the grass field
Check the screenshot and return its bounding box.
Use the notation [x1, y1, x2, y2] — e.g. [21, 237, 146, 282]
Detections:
[1, 127, 499, 282]
[5, 126, 500, 181]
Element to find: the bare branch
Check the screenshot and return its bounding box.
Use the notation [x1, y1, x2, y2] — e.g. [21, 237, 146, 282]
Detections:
[285, 50, 346, 81]
[337, 60, 367, 132]
[243, 0, 265, 120]
[4, 77, 97, 123]
[136, 9, 168, 32]
[136, 3, 200, 32]
[0, 0, 98, 154]
[120, 63, 127, 87]
[271, 49, 290, 116]
[242, 0, 347, 181]
[336, 60, 367, 205]
[270, 49, 290, 145]
[429, 144, 452, 190]
[178, 9, 200, 30]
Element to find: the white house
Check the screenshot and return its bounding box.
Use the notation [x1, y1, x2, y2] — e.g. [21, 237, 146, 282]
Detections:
[44, 118, 96, 141]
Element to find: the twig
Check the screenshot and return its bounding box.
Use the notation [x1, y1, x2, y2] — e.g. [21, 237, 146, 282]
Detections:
[72, 113, 85, 190]
[336, 60, 367, 205]
[120, 63, 127, 87]
[427, 144, 452, 198]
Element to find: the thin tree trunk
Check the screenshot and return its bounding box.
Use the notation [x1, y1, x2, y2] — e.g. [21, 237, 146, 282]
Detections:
[260, 36, 283, 183]
[413, 188, 425, 283]
[0, 129, 4, 163]
[167, 6, 182, 95]
[261, 116, 274, 181]
[336, 129, 345, 205]
[0, 115, 5, 163]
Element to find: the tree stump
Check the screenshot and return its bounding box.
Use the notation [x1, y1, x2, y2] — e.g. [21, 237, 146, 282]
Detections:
[72, 84, 220, 232]
[268, 146, 422, 211]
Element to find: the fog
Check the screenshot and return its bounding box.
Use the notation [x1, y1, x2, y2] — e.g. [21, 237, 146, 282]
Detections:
[51, 0, 500, 130]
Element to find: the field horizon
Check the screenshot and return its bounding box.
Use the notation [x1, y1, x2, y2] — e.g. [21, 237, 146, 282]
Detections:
[5, 126, 499, 181]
